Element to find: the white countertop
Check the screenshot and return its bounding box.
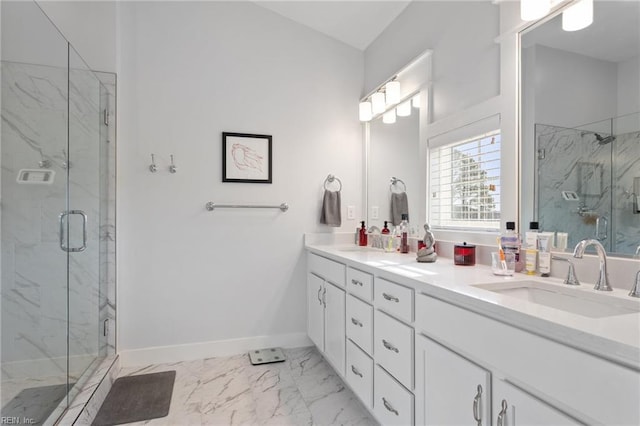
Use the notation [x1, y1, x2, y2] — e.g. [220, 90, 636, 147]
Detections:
[306, 243, 640, 370]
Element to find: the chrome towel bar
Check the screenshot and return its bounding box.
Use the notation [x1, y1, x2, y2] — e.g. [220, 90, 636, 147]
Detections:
[205, 202, 289, 212]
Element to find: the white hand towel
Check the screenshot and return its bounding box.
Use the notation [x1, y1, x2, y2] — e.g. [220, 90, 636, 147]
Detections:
[390, 192, 409, 226]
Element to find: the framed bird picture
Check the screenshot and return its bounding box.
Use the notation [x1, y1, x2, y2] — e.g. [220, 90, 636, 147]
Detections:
[222, 132, 272, 183]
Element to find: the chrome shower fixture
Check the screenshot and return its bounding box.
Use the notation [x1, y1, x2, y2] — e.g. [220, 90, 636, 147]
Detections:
[594, 133, 616, 145]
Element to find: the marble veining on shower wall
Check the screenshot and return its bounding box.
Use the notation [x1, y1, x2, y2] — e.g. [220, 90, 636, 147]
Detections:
[1, 61, 69, 377]
[536, 123, 612, 250]
[1, 61, 116, 385]
[536, 123, 640, 253]
[613, 130, 640, 254]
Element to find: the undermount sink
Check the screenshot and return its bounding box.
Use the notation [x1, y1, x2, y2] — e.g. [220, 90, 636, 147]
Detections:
[473, 281, 640, 318]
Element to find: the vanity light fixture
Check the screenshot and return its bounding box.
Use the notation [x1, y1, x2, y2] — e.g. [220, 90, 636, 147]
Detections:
[397, 100, 411, 117]
[562, 0, 593, 31]
[359, 101, 373, 122]
[371, 92, 386, 114]
[520, 0, 550, 21]
[382, 109, 396, 124]
[385, 80, 401, 105]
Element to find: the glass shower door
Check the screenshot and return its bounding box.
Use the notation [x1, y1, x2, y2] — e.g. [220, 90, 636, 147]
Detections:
[66, 46, 107, 399]
[1, 1, 71, 424]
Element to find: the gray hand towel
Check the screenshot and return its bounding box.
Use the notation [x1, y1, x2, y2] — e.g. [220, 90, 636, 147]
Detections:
[390, 192, 409, 226]
[320, 190, 341, 227]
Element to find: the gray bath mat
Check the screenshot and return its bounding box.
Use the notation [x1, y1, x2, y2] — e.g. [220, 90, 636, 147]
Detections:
[1, 382, 72, 426]
[249, 347, 286, 365]
[92, 370, 175, 426]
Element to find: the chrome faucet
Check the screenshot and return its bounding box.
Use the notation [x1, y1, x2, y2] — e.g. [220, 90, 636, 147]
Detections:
[552, 256, 580, 286]
[573, 239, 612, 291]
[630, 271, 640, 298]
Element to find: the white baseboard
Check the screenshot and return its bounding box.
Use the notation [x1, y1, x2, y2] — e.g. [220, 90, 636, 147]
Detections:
[118, 332, 312, 367]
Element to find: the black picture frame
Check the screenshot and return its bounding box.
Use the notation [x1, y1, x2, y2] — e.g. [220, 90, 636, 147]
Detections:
[222, 132, 272, 183]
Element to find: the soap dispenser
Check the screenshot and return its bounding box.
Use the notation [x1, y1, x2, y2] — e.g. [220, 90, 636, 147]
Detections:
[359, 221, 368, 246]
[381, 221, 390, 234]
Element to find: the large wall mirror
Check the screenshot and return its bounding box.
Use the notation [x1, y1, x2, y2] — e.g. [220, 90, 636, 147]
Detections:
[364, 50, 430, 233]
[368, 103, 421, 230]
[520, 1, 640, 257]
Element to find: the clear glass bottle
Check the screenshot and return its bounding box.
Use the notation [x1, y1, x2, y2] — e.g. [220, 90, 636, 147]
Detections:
[501, 221, 523, 272]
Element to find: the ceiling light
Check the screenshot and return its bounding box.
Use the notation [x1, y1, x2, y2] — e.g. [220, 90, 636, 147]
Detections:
[397, 101, 411, 117]
[383, 109, 396, 124]
[372, 92, 386, 114]
[562, 0, 593, 31]
[521, 0, 550, 21]
[359, 101, 372, 122]
[385, 81, 401, 105]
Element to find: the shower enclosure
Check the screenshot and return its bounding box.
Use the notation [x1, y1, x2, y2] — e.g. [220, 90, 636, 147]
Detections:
[536, 111, 640, 255]
[1, 2, 116, 424]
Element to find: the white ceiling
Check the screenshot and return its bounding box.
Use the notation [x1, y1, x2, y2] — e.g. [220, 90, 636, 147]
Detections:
[252, 1, 412, 51]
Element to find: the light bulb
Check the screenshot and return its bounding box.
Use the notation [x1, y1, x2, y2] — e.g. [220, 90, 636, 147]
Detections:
[562, 0, 593, 31]
[521, 0, 550, 21]
[383, 109, 396, 124]
[359, 101, 372, 122]
[397, 101, 411, 117]
[412, 93, 421, 108]
[385, 81, 401, 105]
[372, 92, 386, 114]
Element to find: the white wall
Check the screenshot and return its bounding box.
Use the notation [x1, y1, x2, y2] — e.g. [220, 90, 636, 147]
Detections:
[529, 45, 618, 129]
[37, 0, 116, 72]
[364, 1, 500, 123]
[617, 55, 640, 119]
[116, 1, 363, 362]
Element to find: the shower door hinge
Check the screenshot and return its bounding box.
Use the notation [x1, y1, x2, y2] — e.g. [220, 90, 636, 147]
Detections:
[103, 109, 110, 126]
[538, 148, 546, 160]
[103, 318, 109, 337]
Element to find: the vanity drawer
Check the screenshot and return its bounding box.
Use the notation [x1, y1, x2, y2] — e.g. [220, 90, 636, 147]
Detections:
[308, 253, 345, 287]
[374, 310, 413, 389]
[375, 278, 413, 322]
[346, 340, 373, 409]
[346, 295, 373, 355]
[347, 267, 373, 302]
[374, 364, 414, 426]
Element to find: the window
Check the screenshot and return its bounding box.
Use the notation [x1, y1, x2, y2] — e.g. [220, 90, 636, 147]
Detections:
[429, 130, 501, 230]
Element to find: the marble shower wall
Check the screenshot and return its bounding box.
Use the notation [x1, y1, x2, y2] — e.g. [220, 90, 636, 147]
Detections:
[1, 60, 116, 380]
[612, 130, 640, 254]
[536, 123, 640, 254]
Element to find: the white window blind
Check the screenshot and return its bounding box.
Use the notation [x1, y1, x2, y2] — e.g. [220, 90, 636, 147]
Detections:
[429, 130, 501, 230]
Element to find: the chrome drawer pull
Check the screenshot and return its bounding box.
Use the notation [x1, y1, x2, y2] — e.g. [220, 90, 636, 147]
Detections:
[351, 365, 363, 378]
[322, 288, 326, 307]
[497, 399, 508, 426]
[382, 397, 399, 416]
[473, 384, 482, 426]
[351, 317, 363, 327]
[382, 293, 399, 302]
[317, 286, 322, 305]
[382, 339, 399, 353]
[351, 279, 363, 286]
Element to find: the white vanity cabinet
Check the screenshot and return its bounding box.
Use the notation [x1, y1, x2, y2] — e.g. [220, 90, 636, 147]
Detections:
[492, 380, 581, 426]
[415, 335, 490, 426]
[307, 253, 346, 376]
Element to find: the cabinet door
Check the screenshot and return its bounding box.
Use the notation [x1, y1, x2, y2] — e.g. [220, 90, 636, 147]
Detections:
[307, 273, 325, 351]
[324, 281, 346, 376]
[493, 380, 582, 426]
[415, 335, 491, 426]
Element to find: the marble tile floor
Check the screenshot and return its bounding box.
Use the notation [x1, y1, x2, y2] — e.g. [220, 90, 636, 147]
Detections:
[114, 346, 378, 426]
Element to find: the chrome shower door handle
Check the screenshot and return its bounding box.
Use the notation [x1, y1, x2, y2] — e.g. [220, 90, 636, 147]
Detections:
[59, 211, 69, 252]
[59, 210, 88, 252]
[595, 215, 608, 241]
